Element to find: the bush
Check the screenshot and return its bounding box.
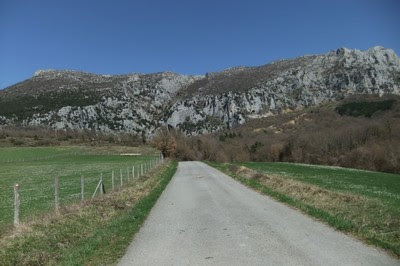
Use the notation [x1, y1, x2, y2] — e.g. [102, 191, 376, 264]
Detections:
[151, 127, 176, 158]
[10, 138, 24, 146]
[336, 100, 395, 117]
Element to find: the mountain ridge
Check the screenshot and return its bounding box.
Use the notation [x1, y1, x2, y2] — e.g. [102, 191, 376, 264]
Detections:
[1, 46, 399, 136]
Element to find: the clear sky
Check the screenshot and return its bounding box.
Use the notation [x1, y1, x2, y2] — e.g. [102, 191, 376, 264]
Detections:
[0, 0, 399, 89]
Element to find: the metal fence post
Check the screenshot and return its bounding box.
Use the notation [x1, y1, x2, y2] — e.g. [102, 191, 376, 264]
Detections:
[112, 170, 115, 190]
[13, 184, 20, 226]
[81, 175, 84, 202]
[55, 177, 59, 212]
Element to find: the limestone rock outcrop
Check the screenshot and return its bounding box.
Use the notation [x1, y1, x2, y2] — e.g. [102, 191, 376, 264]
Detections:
[1, 46, 399, 135]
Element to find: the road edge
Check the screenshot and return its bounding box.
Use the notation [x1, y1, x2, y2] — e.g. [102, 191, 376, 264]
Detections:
[205, 161, 400, 259]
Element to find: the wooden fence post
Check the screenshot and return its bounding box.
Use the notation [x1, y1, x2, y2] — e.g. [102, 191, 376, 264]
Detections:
[132, 166, 135, 179]
[81, 175, 84, 202]
[112, 171, 115, 190]
[54, 177, 59, 212]
[120, 169, 123, 186]
[141, 164, 143, 176]
[127, 167, 130, 182]
[13, 184, 20, 226]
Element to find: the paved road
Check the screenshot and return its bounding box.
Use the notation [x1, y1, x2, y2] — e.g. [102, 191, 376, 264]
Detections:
[119, 162, 399, 266]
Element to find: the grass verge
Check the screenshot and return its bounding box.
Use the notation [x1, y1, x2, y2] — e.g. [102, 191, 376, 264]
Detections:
[206, 161, 400, 258]
[0, 160, 177, 265]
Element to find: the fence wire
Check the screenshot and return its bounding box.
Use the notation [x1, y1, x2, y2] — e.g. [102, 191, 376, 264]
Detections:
[0, 155, 164, 233]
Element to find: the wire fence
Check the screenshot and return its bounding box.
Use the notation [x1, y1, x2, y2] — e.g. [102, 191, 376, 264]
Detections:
[1, 154, 164, 231]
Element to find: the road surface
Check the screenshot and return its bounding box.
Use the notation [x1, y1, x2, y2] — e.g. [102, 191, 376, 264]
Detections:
[118, 161, 398, 265]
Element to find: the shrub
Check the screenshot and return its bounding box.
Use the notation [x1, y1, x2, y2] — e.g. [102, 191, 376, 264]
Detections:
[151, 127, 176, 158]
[10, 138, 24, 146]
[336, 100, 395, 117]
[250, 141, 263, 153]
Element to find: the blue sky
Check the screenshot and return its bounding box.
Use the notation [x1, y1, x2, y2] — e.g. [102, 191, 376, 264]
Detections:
[0, 0, 399, 89]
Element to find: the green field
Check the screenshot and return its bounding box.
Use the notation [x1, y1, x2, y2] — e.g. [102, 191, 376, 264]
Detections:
[0, 146, 80, 162]
[0, 156, 177, 265]
[241, 162, 400, 208]
[0, 146, 160, 234]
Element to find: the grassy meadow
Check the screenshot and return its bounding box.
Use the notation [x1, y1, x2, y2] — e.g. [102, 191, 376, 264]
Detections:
[0, 146, 160, 234]
[0, 156, 177, 265]
[242, 162, 400, 208]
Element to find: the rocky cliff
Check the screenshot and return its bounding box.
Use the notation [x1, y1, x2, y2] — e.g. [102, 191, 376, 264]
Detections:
[1, 46, 399, 135]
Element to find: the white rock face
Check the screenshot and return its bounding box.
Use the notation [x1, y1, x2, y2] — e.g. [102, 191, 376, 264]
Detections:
[1, 46, 400, 135]
[165, 46, 400, 133]
[34, 69, 56, 76]
[0, 115, 10, 124]
[13, 72, 203, 136]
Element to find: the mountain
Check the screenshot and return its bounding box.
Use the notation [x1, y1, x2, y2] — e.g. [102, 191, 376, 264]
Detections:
[1, 46, 399, 135]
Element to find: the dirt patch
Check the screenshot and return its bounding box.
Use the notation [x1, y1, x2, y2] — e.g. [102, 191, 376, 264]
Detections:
[231, 165, 269, 180]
